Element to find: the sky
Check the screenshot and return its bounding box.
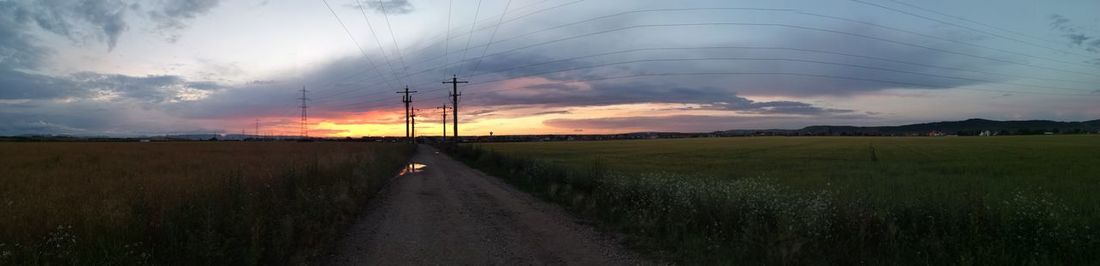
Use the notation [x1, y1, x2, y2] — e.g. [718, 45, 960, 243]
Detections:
[1, 0, 1098, 137]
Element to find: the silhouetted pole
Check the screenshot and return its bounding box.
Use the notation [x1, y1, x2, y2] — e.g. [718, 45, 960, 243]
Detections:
[443, 75, 467, 140]
[438, 105, 449, 143]
[396, 86, 418, 143]
[299, 86, 309, 139]
[411, 108, 419, 143]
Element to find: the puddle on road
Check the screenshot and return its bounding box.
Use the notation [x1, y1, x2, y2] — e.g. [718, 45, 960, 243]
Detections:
[398, 163, 427, 176]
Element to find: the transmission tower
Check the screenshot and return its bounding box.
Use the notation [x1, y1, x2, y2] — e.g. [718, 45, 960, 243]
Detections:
[396, 86, 418, 143]
[299, 86, 309, 139]
[254, 119, 260, 139]
[442, 75, 467, 140]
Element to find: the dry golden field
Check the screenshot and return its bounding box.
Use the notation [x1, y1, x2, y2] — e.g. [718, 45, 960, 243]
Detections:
[0, 142, 414, 265]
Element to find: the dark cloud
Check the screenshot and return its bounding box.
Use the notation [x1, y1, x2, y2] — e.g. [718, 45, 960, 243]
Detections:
[532, 110, 571, 116]
[350, 0, 413, 15]
[543, 114, 883, 132]
[446, 20, 1005, 100]
[0, 69, 81, 99]
[0, 69, 223, 103]
[0, 70, 243, 135]
[542, 115, 797, 132]
[463, 79, 854, 116]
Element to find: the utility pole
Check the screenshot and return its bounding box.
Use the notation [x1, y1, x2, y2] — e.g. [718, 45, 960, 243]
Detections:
[443, 75, 467, 141]
[396, 86, 418, 143]
[410, 108, 419, 143]
[254, 119, 260, 139]
[299, 86, 309, 139]
[438, 105, 449, 143]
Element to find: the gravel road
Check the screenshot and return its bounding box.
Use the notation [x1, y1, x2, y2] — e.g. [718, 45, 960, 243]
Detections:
[328, 145, 645, 265]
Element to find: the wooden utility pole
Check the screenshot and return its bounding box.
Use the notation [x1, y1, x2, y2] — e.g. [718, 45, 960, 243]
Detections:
[438, 105, 449, 143]
[396, 86, 418, 143]
[411, 108, 419, 143]
[299, 86, 309, 139]
[442, 75, 467, 141]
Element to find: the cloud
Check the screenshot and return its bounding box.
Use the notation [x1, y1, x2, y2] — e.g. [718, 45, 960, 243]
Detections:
[148, 0, 221, 41]
[350, 0, 413, 15]
[543, 113, 885, 132]
[0, 6, 51, 70]
[1048, 14, 1100, 53]
[0, 70, 246, 135]
[0, 69, 223, 103]
[461, 77, 855, 116]
[0, 0, 220, 62]
[542, 115, 801, 132]
[0, 0, 130, 51]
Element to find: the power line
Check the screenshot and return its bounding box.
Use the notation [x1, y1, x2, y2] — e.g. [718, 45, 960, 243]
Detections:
[794, 10, 1094, 70]
[314, 8, 792, 102]
[469, 0, 513, 75]
[318, 48, 1098, 111]
[883, 0, 1064, 47]
[335, 68, 1093, 117]
[455, 0, 484, 74]
[310, 5, 1100, 112]
[310, 0, 586, 98]
[318, 0, 398, 89]
[443, 0, 454, 79]
[353, 0, 404, 85]
[848, 0, 1100, 65]
[454, 21, 1100, 78]
[377, 0, 411, 83]
[319, 13, 1100, 104]
[319, 6, 1097, 101]
[483, 57, 1093, 93]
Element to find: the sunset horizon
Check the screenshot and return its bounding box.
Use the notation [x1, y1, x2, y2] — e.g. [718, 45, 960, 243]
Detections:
[3, 0, 1099, 137]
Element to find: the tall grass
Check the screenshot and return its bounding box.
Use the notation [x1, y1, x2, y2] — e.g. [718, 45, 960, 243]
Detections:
[0, 142, 414, 265]
[443, 143, 1100, 264]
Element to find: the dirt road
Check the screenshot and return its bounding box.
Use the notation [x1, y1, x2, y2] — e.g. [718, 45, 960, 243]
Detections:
[328, 145, 643, 265]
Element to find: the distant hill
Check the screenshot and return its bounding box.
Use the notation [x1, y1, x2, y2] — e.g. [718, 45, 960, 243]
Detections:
[719, 119, 1100, 136]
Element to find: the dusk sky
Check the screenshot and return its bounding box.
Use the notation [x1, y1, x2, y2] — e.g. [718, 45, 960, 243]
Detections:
[1, 0, 1099, 137]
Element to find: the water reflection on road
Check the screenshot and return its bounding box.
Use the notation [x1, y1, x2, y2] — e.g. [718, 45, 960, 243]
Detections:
[398, 163, 427, 176]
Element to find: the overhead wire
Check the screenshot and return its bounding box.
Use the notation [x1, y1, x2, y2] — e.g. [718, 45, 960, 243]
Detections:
[469, 0, 514, 76]
[352, 0, 404, 85]
[318, 0, 398, 89]
[848, 0, 1100, 64]
[311, 4, 1100, 115]
[455, 0, 484, 75]
[377, 0, 411, 83]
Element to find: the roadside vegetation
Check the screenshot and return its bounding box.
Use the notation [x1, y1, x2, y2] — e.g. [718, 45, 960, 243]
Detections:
[444, 136, 1100, 264]
[0, 142, 414, 265]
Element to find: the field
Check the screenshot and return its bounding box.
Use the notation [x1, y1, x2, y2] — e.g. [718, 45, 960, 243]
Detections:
[449, 136, 1100, 264]
[0, 142, 414, 265]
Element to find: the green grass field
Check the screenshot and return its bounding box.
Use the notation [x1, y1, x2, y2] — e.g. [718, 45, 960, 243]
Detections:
[451, 135, 1100, 264]
[479, 136, 1100, 209]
